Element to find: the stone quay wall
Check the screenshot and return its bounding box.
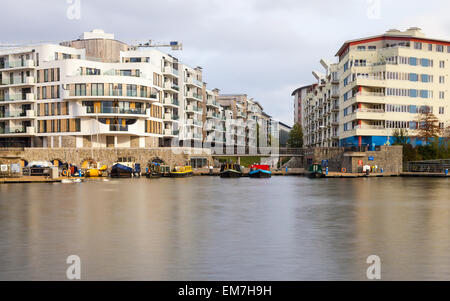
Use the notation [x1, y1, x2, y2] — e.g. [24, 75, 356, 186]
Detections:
[304, 146, 403, 174]
[0, 148, 213, 169]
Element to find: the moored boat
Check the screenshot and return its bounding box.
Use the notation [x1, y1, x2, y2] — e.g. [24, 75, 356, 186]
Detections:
[248, 165, 272, 178]
[169, 166, 193, 178]
[145, 162, 165, 178]
[110, 158, 141, 178]
[82, 160, 108, 178]
[307, 163, 325, 178]
[219, 163, 243, 178]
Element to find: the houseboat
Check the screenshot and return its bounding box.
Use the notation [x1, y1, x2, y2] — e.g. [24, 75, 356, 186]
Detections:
[110, 157, 141, 178]
[248, 165, 272, 178]
[219, 163, 243, 178]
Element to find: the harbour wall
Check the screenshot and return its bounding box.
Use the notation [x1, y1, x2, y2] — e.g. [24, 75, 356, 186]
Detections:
[0, 148, 213, 168]
[304, 146, 403, 174]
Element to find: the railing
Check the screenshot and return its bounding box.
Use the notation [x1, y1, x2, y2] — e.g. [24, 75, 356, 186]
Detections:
[86, 107, 147, 115]
[405, 160, 450, 173]
[109, 125, 129, 132]
[355, 108, 385, 113]
[163, 98, 179, 106]
[0, 60, 35, 69]
[1, 76, 35, 85]
[0, 127, 27, 134]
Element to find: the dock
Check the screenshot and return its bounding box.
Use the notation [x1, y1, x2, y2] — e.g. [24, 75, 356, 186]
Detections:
[0, 177, 85, 184]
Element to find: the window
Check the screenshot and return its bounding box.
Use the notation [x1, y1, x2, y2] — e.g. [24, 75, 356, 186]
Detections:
[91, 83, 104, 96]
[75, 84, 86, 96]
[414, 42, 422, 50]
[357, 46, 366, 51]
[410, 73, 418, 82]
[439, 91, 445, 99]
[439, 107, 444, 114]
[421, 74, 429, 83]
[44, 69, 48, 82]
[439, 76, 445, 84]
[127, 84, 137, 97]
[436, 45, 444, 52]
[42, 86, 47, 99]
[428, 44, 433, 51]
[439, 122, 444, 129]
[439, 61, 445, 68]
[409, 57, 417, 66]
[368, 46, 376, 51]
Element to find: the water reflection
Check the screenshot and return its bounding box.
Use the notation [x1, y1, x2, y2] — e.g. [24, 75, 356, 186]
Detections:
[0, 177, 448, 280]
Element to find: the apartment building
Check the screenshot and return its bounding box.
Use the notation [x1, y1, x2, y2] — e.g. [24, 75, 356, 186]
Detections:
[291, 84, 314, 126]
[295, 28, 450, 148]
[0, 30, 221, 149]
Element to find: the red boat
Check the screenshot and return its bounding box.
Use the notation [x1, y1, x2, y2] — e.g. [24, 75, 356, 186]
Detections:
[249, 165, 272, 178]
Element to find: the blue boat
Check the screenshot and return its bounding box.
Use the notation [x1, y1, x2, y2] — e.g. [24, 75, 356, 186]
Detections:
[248, 165, 272, 178]
[111, 162, 141, 178]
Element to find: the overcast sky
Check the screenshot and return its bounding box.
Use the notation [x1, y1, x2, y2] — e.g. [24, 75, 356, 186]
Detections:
[1, 0, 449, 126]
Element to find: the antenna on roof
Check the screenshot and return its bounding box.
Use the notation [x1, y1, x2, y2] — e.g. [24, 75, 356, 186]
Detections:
[132, 40, 183, 51]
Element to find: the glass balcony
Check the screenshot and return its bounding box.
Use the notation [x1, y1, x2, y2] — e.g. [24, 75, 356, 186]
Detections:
[109, 125, 129, 132]
[86, 107, 147, 115]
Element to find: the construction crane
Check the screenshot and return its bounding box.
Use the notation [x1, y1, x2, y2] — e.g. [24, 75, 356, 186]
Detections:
[130, 40, 183, 51]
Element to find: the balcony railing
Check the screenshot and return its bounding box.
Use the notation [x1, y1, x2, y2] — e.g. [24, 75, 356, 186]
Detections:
[0, 60, 35, 70]
[0, 93, 34, 102]
[0, 127, 28, 134]
[86, 107, 147, 115]
[1, 77, 35, 85]
[163, 98, 179, 106]
[109, 125, 129, 132]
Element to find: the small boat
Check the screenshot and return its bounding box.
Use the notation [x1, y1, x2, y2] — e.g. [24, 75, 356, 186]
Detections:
[145, 162, 166, 178]
[249, 165, 272, 178]
[82, 160, 108, 178]
[307, 163, 325, 178]
[219, 163, 243, 178]
[111, 159, 141, 178]
[169, 166, 193, 178]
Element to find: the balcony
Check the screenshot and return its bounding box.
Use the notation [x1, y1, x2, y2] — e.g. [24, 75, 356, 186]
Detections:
[186, 91, 203, 101]
[109, 124, 129, 132]
[185, 105, 202, 113]
[1, 76, 35, 86]
[186, 119, 203, 127]
[186, 77, 203, 88]
[0, 110, 35, 119]
[164, 129, 179, 136]
[206, 99, 219, 107]
[206, 111, 219, 119]
[184, 132, 202, 140]
[0, 93, 35, 102]
[0, 126, 34, 135]
[163, 97, 179, 106]
[85, 107, 148, 116]
[163, 113, 179, 121]
[0, 60, 35, 70]
[163, 66, 179, 77]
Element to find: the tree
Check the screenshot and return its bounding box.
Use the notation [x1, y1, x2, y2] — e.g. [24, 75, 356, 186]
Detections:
[416, 111, 442, 144]
[392, 128, 409, 145]
[287, 123, 304, 148]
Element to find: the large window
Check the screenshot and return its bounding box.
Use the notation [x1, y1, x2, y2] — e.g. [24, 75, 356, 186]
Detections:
[75, 84, 86, 96]
[91, 83, 104, 96]
[127, 84, 137, 97]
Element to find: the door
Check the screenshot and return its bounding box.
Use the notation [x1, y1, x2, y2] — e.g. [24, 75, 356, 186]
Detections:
[106, 136, 115, 148]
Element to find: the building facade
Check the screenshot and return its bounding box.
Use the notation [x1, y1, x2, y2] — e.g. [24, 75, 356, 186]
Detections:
[296, 28, 450, 148]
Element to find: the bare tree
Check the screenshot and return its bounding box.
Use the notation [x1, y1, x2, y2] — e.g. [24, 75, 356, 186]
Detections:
[416, 111, 442, 144]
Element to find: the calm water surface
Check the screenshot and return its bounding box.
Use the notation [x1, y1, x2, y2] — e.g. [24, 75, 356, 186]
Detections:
[0, 176, 449, 280]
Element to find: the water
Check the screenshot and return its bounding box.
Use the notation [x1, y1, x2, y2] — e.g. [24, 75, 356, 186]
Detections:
[0, 177, 449, 281]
